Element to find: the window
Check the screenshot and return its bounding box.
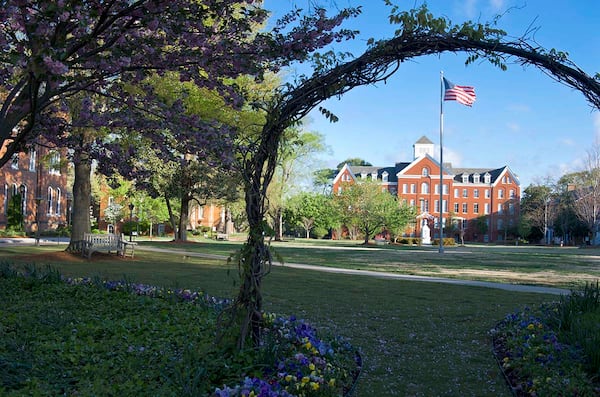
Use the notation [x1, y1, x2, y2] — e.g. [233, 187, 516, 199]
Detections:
[498, 204, 503, 213]
[49, 151, 61, 175]
[484, 203, 490, 214]
[56, 188, 61, 215]
[390, 187, 397, 195]
[410, 199, 415, 207]
[474, 189, 479, 198]
[411, 184, 416, 194]
[485, 189, 490, 199]
[371, 172, 377, 180]
[462, 174, 468, 183]
[509, 203, 515, 215]
[454, 188, 459, 198]
[442, 200, 448, 213]
[484, 173, 491, 184]
[420, 199, 429, 212]
[510, 189, 515, 198]
[11, 154, 19, 169]
[462, 203, 468, 213]
[454, 203, 459, 213]
[498, 189, 504, 199]
[443, 184, 448, 195]
[29, 150, 36, 171]
[473, 173, 480, 183]
[462, 189, 468, 198]
[403, 184, 408, 194]
[434, 200, 439, 213]
[47, 187, 54, 215]
[361, 172, 367, 180]
[421, 182, 429, 194]
[422, 167, 429, 177]
[474, 203, 479, 214]
[435, 184, 439, 194]
[382, 172, 389, 183]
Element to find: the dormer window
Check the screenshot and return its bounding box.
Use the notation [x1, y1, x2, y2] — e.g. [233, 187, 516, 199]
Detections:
[484, 173, 491, 184]
[371, 172, 377, 180]
[473, 173, 480, 183]
[422, 167, 429, 177]
[462, 174, 469, 183]
[361, 172, 367, 180]
[382, 171, 389, 182]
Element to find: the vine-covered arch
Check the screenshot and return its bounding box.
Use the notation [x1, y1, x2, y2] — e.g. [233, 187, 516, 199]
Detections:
[232, 6, 600, 347]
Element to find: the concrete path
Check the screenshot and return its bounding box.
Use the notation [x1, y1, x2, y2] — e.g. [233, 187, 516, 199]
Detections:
[0, 237, 70, 245]
[136, 245, 571, 296]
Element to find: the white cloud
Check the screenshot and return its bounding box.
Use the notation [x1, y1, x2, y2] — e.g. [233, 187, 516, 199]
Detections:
[436, 145, 463, 167]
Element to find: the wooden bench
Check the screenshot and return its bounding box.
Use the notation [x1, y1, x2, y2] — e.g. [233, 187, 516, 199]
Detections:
[215, 233, 228, 241]
[81, 233, 136, 259]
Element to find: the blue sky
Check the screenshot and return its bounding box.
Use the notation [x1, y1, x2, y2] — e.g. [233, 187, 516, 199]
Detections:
[264, 0, 600, 190]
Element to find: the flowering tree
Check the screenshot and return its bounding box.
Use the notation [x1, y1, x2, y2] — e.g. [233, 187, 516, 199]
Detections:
[0, 0, 360, 249]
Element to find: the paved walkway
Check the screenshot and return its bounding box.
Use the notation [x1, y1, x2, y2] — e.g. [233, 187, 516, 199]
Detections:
[135, 245, 571, 296]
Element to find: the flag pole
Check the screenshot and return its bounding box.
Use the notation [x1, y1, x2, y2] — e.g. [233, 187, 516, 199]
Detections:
[439, 71, 445, 254]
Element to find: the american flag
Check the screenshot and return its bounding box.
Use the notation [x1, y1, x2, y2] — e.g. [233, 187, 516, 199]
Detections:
[443, 77, 476, 107]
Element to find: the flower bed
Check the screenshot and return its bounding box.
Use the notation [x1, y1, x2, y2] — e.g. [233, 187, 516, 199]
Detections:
[491, 283, 600, 396]
[1, 264, 360, 396]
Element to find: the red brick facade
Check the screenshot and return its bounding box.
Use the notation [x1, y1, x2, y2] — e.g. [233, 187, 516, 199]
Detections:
[0, 145, 70, 233]
[332, 136, 520, 243]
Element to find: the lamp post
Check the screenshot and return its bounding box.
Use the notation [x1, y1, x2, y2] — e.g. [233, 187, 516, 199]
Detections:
[128, 203, 134, 242]
[19, 184, 26, 233]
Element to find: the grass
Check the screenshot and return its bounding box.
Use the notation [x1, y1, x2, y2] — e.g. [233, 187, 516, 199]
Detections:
[0, 241, 571, 396]
[136, 238, 600, 288]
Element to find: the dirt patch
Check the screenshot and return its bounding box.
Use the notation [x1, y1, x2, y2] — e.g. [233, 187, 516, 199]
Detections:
[14, 251, 127, 263]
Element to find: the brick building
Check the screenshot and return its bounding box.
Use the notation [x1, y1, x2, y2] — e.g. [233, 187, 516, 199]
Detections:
[332, 136, 521, 243]
[0, 144, 70, 234]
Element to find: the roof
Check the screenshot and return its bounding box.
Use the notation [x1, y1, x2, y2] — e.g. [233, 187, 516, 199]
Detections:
[347, 163, 411, 183]
[415, 136, 434, 144]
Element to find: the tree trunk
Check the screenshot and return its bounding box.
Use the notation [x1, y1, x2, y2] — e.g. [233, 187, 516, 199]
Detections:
[165, 194, 179, 240]
[178, 195, 190, 242]
[67, 154, 92, 252]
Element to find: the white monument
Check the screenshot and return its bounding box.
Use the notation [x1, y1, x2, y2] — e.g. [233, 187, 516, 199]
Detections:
[421, 221, 431, 245]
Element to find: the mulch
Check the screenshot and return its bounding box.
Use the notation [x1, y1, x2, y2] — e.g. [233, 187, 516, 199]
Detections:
[12, 250, 130, 263]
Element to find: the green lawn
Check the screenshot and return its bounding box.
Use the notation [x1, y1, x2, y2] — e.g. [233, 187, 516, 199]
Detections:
[2, 240, 594, 395]
[138, 238, 600, 288]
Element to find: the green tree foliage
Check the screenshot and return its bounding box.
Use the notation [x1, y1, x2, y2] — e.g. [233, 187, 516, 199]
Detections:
[521, 184, 556, 242]
[335, 157, 372, 170]
[334, 181, 411, 244]
[284, 192, 338, 238]
[267, 128, 328, 240]
[312, 168, 336, 194]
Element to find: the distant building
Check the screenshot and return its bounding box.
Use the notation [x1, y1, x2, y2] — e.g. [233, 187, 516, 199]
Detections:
[332, 136, 521, 243]
[0, 144, 70, 234]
